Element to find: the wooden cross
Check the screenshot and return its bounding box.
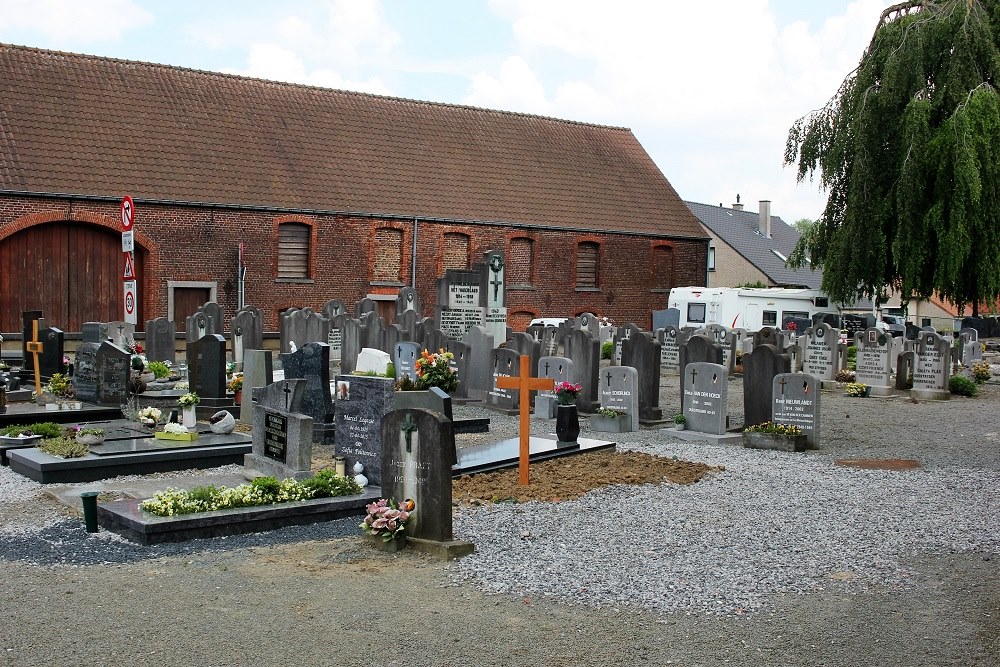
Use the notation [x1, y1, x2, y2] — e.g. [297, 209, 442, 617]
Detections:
[495, 354, 554, 485]
[25, 320, 44, 398]
[401, 413, 417, 453]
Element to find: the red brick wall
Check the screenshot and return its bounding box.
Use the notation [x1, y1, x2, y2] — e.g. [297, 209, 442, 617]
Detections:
[0, 194, 707, 331]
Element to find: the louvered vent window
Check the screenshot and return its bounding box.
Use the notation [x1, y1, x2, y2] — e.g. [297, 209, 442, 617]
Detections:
[277, 223, 310, 279]
[576, 242, 599, 288]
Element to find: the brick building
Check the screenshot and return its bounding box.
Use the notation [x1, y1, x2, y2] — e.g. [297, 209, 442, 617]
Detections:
[0, 44, 708, 333]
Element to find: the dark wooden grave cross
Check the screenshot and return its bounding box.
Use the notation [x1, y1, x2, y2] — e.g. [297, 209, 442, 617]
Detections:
[400, 413, 417, 453]
[25, 320, 44, 397]
[283, 381, 293, 411]
[495, 354, 554, 486]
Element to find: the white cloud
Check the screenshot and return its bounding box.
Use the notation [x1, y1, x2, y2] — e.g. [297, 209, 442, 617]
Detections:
[465, 56, 551, 115]
[222, 43, 391, 95]
[0, 0, 153, 43]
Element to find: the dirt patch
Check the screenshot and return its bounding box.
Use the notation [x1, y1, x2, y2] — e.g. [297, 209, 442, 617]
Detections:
[452, 450, 721, 504]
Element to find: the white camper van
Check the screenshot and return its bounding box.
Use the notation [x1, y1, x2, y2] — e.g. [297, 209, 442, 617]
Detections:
[667, 287, 840, 331]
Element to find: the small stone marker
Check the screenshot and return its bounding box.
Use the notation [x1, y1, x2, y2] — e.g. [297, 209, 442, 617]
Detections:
[495, 355, 555, 485]
[681, 362, 728, 435]
[772, 373, 821, 447]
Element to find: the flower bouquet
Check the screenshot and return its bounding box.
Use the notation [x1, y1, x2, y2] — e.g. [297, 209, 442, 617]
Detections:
[554, 381, 582, 405]
[178, 392, 200, 408]
[415, 349, 458, 393]
[360, 498, 413, 543]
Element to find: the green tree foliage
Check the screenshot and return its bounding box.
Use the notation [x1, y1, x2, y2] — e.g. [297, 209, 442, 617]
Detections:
[785, 0, 1000, 314]
[792, 218, 816, 235]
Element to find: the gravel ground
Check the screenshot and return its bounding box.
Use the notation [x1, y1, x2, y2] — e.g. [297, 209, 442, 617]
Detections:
[1, 371, 998, 666]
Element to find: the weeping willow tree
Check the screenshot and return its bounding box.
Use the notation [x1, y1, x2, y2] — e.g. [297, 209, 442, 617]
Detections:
[785, 0, 1000, 315]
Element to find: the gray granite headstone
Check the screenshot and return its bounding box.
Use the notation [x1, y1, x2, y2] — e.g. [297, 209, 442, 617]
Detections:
[230, 306, 263, 365]
[334, 375, 396, 483]
[481, 250, 507, 343]
[801, 323, 838, 380]
[396, 287, 422, 318]
[657, 326, 680, 373]
[107, 321, 136, 348]
[435, 268, 485, 337]
[187, 334, 227, 399]
[577, 313, 601, 339]
[240, 349, 274, 424]
[678, 334, 723, 406]
[564, 328, 600, 412]
[244, 379, 314, 481]
[73, 342, 101, 403]
[895, 350, 916, 390]
[681, 362, 728, 435]
[742, 344, 791, 427]
[201, 302, 224, 334]
[506, 332, 540, 384]
[322, 298, 347, 321]
[854, 329, 893, 391]
[461, 326, 495, 400]
[184, 310, 212, 346]
[488, 348, 521, 411]
[539, 327, 561, 357]
[82, 322, 110, 344]
[621, 331, 663, 421]
[144, 317, 176, 364]
[355, 297, 377, 317]
[397, 309, 420, 343]
[444, 339, 471, 398]
[599, 366, 640, 432]
[340, 318, 367, 374]
[281, 307, 330, 355]
[96, 342, 130, 404]
[612, 323, 642, 365]
[534, 356, 573, 419]
[282, 342, 334, 440]
[772, 373, 821, 447]
[393, 342, 422, 382]
[959, 328, 982, 364]
[912, 331, 952, 399]
[381, 408, 457, 542]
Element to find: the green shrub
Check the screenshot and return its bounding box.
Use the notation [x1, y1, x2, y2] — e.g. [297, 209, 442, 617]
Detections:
[250, 476, 282, 495]
[301, 468, 363, 498]
[949, 375, 978, 397]
[147, 361, 171, 379]
[1, 422, 63, 438]
[846, 345, 857, 371]
[38, 436, 89, 458]
[601, 341, 614, 360]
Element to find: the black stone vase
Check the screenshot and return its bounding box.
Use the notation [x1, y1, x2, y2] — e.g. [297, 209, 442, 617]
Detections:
[555, 404, 580, 444]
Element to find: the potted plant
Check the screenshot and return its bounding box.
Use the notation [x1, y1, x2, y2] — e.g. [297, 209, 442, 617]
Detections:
[414, 349, 458, 393]
[74, 427, 106, 446]
[554, 381, 582, 444]
[137, 406, 162, 428]
[742, 421, 808, 452]
[673, 413, 687, 431]
[844, 382, 869, 397]
[360, 497, 413, 552]
[154, 421, 199, 441]
[148, 361, 171, 380]
[178, 392, 200, 427]
[227, 373, 244, 404]
[589, 406, 630, 433]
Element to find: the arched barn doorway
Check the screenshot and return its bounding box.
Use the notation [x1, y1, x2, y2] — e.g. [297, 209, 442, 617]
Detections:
[0, 221, 144, 332]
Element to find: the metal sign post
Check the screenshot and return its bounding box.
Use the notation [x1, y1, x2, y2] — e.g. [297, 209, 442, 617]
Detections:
[121, 195, 138, 324]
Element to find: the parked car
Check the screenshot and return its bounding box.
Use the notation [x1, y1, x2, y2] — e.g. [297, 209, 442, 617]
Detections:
[881, 315, 906, 337]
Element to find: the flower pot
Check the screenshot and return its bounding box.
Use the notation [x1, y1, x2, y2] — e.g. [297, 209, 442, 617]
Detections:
[209, 410, 236, 434]
[182, 406, 197, 428]
[742, 431, 808, 453]
[76, 434, 105, 446]
[674, 422, 686, 431]
[367, 533, 406, 553]
[555, 404, 580, 444]
[234, 390, 243, 405]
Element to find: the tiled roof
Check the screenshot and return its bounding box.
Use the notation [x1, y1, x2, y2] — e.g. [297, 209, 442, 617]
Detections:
[685, 200, 823, 288]
[0, 44, 706, 239]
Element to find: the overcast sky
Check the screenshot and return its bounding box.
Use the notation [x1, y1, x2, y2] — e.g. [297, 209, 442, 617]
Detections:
[1, 0, 893, 224]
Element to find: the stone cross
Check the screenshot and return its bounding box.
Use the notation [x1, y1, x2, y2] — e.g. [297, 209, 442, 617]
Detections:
[495, 354, 555, 485]
[25, 320, 44, 397]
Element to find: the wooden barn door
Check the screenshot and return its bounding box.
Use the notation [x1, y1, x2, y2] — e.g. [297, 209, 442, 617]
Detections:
[0, 222, 140, 332]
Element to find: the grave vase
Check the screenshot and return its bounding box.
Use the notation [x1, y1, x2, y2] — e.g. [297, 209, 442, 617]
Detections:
[555, 404, 580, 444]
[368, 533, 407, 553]
[182, 406, 197, 428]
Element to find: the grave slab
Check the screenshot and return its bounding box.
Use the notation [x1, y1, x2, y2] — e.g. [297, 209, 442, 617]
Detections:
[453, 435, 615, 476]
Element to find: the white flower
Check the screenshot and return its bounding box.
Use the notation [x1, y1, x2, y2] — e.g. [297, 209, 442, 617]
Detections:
[163, 422, 187, 434]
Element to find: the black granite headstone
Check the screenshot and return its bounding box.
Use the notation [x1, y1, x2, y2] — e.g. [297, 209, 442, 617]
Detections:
[73, 343, 101, 403]
[621, 331, 663, 421]
[282, 342, 334, 428]
[334, 375, 396, 483]
[96, 342, 130, 404]
[742, 344, 791, 428]
[187, 334, 227, 399]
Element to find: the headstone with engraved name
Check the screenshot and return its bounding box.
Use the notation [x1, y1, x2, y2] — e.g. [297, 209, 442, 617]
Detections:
[187, 334, 227, 400]
[184, 310, 212, 346]
[912, 331, 952, 399]
[488, 348, 521, 411]
[82, 322, 110, 344]
[443, 338, 471, 398]
[481, 250, 507, 343]
[230, 306, 263, 366]
[436, 268, 485, 337]
[245, 379, 313, 481]
[598, 365, 639, 431]
[380, 409, 459, 542]
[461, 326, 495, 400]
[96, 342, 130, 404]
[393, 342, 422, 382]
[854, 329, 894, 393]
[678, 334, 723, 406]
[801, 323, 839, 380]
[681, 362, 728, 435]
[323, 300, 347, 361]
[772, 373, 821, 447]
[334, 375, 396, 483]
[73, 342, 100, 403]
[657, 326, 681, 373]
[612, 323, 642, 365]
[107, 320, 136, 349]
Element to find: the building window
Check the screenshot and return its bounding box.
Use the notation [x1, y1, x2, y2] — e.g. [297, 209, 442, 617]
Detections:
[442, 232, 470, 270]
[277, 222, 310, 279]
[508, 237, 534, 286]
[373, 228, 404, 282]
[763, 310, 778, 326]
[576, 242, 600, 288]
[708, 246, 716, 271]
[651, 244, 675, 291]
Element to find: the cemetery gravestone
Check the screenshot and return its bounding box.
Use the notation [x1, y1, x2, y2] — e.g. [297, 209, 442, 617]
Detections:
[854, 329, 894, 394]
[184, 311, 211, 346]
[564, 328, 600, 412]
[436, 268, 484, 338]
[240, 349, 274, 424]
[598, 366, 639, 431]
[282, 342, 334, 441]
[230, 306, 263, 366]
[73, 343, 100, 403]
[96, 342, 130, 404]
[772, 373, 821, 447]
[37, 325, 65, 381]
[742, 344, 791, 428]
[396, 287, 422, 318]
[340, 318, 367, 375]
[801, 323, 838, 380]
[144, 317, 176, 364]
[681, 362, 728, 435]
[380, 409, 458, 542]
[912, 332, 952, 399]
[658, 326, 681, 374]
[621, 331, 663, 422]
[393, 342, 422, 382]
[488, 348, 521, 411]
[678, 334, 723, 406]
[444, 339, 471, 399]
[334, 375, 396, 484]
[482, 250, 508, 343]
[461, 326, 495, 400]
[534, 356, 573, 419]
[244, 379, 314, 481]
[281, 308, 330, 355]
[187, 334, 228, 400]
[81, 322, 110, 344]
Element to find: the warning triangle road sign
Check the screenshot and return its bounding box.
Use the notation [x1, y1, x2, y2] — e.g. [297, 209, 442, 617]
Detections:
[123, 252, 136, 280]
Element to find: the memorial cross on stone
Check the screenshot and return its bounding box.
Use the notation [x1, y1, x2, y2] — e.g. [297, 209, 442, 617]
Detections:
[495, 354, 555, 485]
[283, 382, 292, 411]
[26, 320, 44, 396]
[401, 413, 417, 452]
[689, 365, 697, 384]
